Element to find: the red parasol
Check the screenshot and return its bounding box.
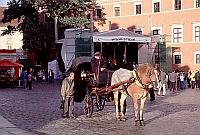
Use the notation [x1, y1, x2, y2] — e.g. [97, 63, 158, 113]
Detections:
[0, 59, 23, 67]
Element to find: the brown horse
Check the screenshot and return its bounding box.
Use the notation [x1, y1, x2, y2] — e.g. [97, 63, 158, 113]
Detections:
[111, 63, 157, 126]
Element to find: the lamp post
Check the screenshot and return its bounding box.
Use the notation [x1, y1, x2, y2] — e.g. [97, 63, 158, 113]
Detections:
[89, 8, 94, 56]
[54, 15, 58, 43]
[158, 35, 165, 70]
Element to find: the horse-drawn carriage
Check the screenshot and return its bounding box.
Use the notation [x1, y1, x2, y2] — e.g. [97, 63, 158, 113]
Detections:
[70, 56, 117, 117]
[70, 56, 157, 125]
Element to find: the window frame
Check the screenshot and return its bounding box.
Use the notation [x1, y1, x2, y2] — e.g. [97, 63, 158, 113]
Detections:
[113, 5, 121, 17]
[171, 24, 183, 43]
[195, 0, 200, 8]
[151, 26, 163, 36]
[192, 22, 200, 42]
[173, 52, 182, 65]
[195, 26, 200, 42]
[95, 7, 102, 19]
[174, 0, 182, 10]
[194, 51, 200, 64]
[134, 28, 144, 35]
[154, 2, 160, 13]
[134, 2, 142, 15]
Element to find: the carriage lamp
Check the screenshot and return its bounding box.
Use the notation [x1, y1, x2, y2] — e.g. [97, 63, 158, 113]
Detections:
[81, 70, 87, 78]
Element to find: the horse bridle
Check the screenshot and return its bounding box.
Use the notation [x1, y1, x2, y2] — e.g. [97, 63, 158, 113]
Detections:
[133, 67, 155, 89]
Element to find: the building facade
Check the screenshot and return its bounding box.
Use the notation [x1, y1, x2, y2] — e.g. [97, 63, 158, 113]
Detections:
[0, 7, 23, 50]
[95, 0, 200, 72]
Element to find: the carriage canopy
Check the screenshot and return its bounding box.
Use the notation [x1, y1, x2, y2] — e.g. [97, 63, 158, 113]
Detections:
[93, 28, 151, 43]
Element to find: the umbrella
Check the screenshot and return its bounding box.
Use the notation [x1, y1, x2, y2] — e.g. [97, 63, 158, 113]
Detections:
[0, 59, 23, 67]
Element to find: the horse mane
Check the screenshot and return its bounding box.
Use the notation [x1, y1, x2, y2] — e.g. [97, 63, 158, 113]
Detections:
[136, 63, 155, 83]
[136, 63, 152, 73]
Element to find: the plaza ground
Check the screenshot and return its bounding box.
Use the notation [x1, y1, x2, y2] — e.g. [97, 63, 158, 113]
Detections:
[0, 81, 200, 135]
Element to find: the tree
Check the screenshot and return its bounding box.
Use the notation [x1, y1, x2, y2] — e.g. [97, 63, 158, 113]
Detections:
[1, 0, 96, 74]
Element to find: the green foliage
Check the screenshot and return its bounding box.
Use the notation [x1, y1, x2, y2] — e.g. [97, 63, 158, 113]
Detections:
[1, 0, 95, 69]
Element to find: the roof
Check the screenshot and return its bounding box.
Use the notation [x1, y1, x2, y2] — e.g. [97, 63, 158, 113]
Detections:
[0, 59, 23, 67]
[70, 56, 91, 71]
[93, 28, 151, 43]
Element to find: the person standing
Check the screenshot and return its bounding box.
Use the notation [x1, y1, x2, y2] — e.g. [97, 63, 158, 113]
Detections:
[157, 70, 167, 96]
[60, 72, 76, 118]
[179, 72, 185, 90]
[190, 71, 196, 89]
[91, 52, 106, 80]
[149, 67, 160, 101]
[27, 72, 33, 90]
[169, 70, 177, 92]
[48, 69, 54, 83]
[21, 70, 28, 89]
[195, 70, 200, 89]
[39, 69, 43, 83]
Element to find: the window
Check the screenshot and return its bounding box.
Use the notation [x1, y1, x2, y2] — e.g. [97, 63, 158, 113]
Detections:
[114, 6, 120, 16]
[174, 55, 181, 64]
[134, 29, 143, 35]
[195, 26, 200, 42]
[95, 8, 102, 19]
[136, 4, 141, 14]
[193, 23, 200, 42]
[174, 0, 181, 10]
[153, 30, 159, 35]
[151, 26, 162, 36]
[196, 0, 200, 8]
[154, 2, 160, 12]
[134, 2, 142, 15]
[173, 27, 182, 43]
[155, 54, 159, 64]
[196, 54, 200, 64]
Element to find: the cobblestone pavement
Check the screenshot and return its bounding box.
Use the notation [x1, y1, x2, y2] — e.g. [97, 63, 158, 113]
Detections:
[1, 82, 200, 135]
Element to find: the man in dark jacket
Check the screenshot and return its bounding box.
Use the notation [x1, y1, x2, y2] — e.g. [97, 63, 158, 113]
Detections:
[91, 52, 106, 80]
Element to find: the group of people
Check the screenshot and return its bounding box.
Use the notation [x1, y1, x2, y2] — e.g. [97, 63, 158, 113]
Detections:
[149, 69, 200, 102]
[21, 69, 55, 90]
[37, 69, 54, 83]
[21, 69, 34, 90]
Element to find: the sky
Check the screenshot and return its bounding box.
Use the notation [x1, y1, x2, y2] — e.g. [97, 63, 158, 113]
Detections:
[0, 0, 9, 7]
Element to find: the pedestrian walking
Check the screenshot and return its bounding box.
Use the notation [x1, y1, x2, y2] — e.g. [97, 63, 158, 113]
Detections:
[157, 70, 167, 96]
[60, 72, 76, 118]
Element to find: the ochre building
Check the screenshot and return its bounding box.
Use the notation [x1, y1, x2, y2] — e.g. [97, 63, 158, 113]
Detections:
[94, 0, 200, 72]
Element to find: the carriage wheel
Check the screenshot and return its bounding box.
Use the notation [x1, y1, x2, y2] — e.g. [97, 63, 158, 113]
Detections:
[83, 94, 93, 117]
[96, 95, 106, 111]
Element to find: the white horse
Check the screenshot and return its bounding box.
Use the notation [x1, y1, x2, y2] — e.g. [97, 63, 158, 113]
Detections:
[111, 64, 157, 126]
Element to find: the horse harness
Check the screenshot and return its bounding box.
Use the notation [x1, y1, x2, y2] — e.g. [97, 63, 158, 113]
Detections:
[121, 67, 154, 98]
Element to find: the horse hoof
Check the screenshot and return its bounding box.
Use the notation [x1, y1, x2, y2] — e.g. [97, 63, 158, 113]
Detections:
[120, 117, 126, 121]
[140, 120, 145, 126]
[116, 117, 121, 121]
[135, 120, 140, 126]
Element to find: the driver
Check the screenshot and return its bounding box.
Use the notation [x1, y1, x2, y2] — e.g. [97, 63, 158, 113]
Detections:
[91, 52, 106, 80]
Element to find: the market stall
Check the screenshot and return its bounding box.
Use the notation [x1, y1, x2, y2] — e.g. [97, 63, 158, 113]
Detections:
[0, 59, 23, 86]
